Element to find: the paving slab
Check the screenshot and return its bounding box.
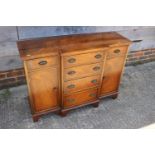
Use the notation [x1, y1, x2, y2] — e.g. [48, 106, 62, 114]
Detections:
[0, 61, 155, 129]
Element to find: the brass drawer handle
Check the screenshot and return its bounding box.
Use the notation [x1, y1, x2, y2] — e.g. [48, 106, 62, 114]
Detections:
[95, 54, 102, 59]
[67, 84, 75, 89]
[38, 60, 47, 65]
[89, 93, 96, 97]
[93, 66, 100, 71]
[114, 49, 121, 54]
[68, 58, 76, 63]
[67, 71, 76, 75]
[67, 98, 75, 103]
[91, 79, 98, 84]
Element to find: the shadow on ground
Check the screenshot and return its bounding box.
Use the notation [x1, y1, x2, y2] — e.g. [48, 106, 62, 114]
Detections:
[0, 62, 155, 129]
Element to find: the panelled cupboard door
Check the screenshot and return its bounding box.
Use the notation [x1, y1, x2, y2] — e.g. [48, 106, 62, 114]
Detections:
[100, 55, 126, 96]
[28, 67, 59, 112]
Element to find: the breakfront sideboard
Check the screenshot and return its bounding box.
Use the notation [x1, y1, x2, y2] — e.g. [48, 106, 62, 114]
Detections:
[17, 32, 131, 122]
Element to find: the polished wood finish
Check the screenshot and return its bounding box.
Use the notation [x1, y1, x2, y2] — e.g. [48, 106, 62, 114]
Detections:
[17, 32, 131, 122]
[60, 100, 100, 115]
[63, 88, 98, 108]
[17, 32, 130, 52]
[23, 55, 60, 121]
[100, 55, 127, 96]
[64, 62, 103, 81]
[28, 67, 59, 112]
[26, 56, 58, 70]
[106, 46, 128, 59]
[64, 75, 100, 94]
[63, 50, 105, 68]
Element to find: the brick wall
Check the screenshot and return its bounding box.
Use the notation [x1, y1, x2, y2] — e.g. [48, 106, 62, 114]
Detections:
[0, 48, 155, 90]
[0, 68, 26, 89]
[126, 48, 155, 65]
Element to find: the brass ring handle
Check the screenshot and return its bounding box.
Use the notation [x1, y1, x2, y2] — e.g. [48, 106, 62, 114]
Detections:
[38, 60, 47, 65]
[95, 54, 102, 59]
[91, 79, 98, 84]
[67, 98, 75, 103]
[114, 49, 121, 54]
[89, 93, 96, 97]
[67, 84, 75, 89]
[68, 58, 76, 63]
[68, 71, 76, 75]
[93, 66, 100, 71]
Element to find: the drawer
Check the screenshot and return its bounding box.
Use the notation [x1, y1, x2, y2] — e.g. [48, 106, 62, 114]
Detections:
[63, 88, 98, 108]
[64, 62, 102, 81]
[63, 51, 105, 68]
[64, 75, 100, 94]
[26, 56, 58, 70]
[107, 46, 128, 59]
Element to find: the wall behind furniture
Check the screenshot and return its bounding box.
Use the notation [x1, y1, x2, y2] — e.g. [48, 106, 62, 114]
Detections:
[0, 26, 155, 89]
[0, 26, 155, 71]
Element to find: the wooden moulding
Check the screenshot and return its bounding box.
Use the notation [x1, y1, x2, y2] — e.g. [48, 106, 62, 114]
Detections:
[60, 100, 100, 117]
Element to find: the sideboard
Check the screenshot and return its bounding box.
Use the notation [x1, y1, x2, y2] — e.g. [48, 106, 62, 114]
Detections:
[17, 32, 131, 122]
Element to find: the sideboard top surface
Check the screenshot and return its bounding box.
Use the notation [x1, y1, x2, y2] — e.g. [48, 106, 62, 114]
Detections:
[17, 32, 132, 60]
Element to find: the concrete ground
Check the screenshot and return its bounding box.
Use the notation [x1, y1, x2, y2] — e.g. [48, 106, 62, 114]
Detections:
[0, 62, 155, 129]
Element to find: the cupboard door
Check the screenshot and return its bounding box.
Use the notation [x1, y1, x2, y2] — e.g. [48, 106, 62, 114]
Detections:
[28, 67, 59, 112]
[100, 56, 126, 96]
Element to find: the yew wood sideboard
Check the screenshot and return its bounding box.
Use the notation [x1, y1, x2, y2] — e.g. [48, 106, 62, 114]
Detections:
[17, 32, 131, 122]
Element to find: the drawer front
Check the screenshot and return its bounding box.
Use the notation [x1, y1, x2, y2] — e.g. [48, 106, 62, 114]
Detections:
[107, 46, 128, 59]
[63, 88, 98, 108]
[64, 62, 102, 81]
[64, 75, 100, 94]
[63, 51, 105, 68]
[26, 56, 58, 70]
